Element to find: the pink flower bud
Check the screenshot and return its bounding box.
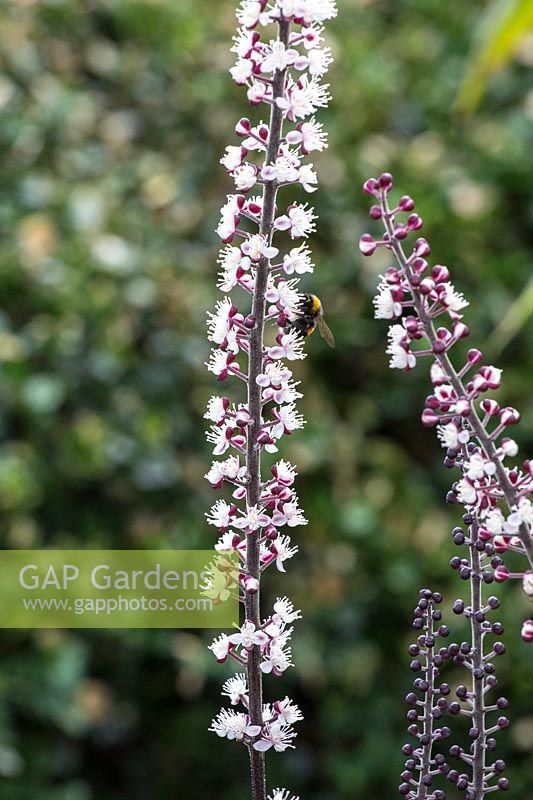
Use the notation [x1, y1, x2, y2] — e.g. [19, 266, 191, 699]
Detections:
[369, 205, 382, 219]
[429, 266, 448, 284]
[521, 620, 533, 642]
[419, 278, 435, 295]
[385, 267, 401, 284]
[453, 322, 469, 339]
[422, 408, 440, 426]
[414, 238, 431, 257]
[394, 225, 408, 240]
[467, 349, 483, 365]
[500, 407, 520, 426]
[363, 178, 379, 195]
[235, 117, 251, 136]
[378, 172, 393, 190]
[494, 535, 511, 553]
[494, 565, 510, 583]
[359, 234, 377, 256]
[235, 408, 251, 427]
[399, 195, 415, 211]
[412, 257, 428, 274]
[407, 214, 423, 230]
[264, 525, 278, 540]
[481, 398, 500, 416]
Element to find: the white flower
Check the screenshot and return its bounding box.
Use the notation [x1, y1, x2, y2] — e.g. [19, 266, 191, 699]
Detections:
[262, 151, 301, 184]
[278, 0, 337, 24]
[233, 163, 258, 191]
[306, 47, 333, 76]
[264, 534, 299, 572]
[205, 455, 244, 486]
[268, 330, 306, 361]
[256, 361, 293, 388]
[275, 697, 303, 725]
[229, 621, 269, 649]
[275, 202, 317, 238]
[216, 195, 241, 241]
[217, 245, 249, 292]
[204, 395, 228, 424]
[272, 499, 307, 527]
[386, 324, 416, 370]
[439, 282, 469, 313]
[272, 403, 305, 438]
[207, 297, 235, 346]
[231, 28, 259, 58]
[503, 498, 533, 534]
[260, 644, 293, 676]
[272, 460, 297, 485]
[209, 708, 260, 741]
[206, 348, 234, 379]
[373, 278, 402, 319]
[261, 41, 296, 73]
[241, 233, 279, 261]
[465, 453, 495, 481]
[298, 163, 318, 192]
[221, 145, 246, 171]
[456, 478, 477, 506]
[206, 423, 238, 456]
[208, 633, 232, 662]
[230, 57, 255, 84]
[276, 76, 330, 121]
[221, 674, 248, 705]
[273, 597, 302, 625]
[233, 504, 270, 531]
[436, 422, 470, 450]
[430, 360, 448, 384]
[253, 720, 297, 752]
[483, 508, 505, 536]
[286, 119, 328, 153]
[268, 790, 299, 800]
[206, 499, 235, 529]
[266, 278, 301, 315]
[282, 244, 314, 275]
[236, 0, 268, 28]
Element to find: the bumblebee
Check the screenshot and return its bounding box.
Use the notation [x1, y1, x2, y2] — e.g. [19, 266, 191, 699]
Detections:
[284, 293, 335, 348]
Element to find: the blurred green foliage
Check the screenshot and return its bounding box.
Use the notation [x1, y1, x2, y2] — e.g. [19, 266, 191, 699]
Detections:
[0, 1, 532, 799]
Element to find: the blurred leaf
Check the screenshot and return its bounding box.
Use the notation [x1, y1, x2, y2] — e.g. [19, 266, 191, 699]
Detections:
[456, 0, 533, 113]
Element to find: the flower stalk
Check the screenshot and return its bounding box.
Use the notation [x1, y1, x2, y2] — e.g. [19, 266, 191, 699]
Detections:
[206, 3, 337, 799]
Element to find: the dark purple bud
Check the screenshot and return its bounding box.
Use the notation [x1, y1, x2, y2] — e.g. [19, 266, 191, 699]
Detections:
[484, 663, 495, 675]
[497, 697, 509, 709]
[450, 557, 461, 570]
[448, 702, 461, 715]
[447, 770, 458, 784]
[438, 625, 449, 637]
[497, 716, 509, 729]
[402, 744, 413, 756]
[487, 596, 500, 609]
[408, 644, 420, 656]
[473, 668, 484, 680]
[494, 641, 506, 655]
[439, 683, 451, 696]
[378, 172, 393, 190]
[469, 727, 480, 740]
[453, 599, 465, 614]
[497, 778, 510, 791]
[494, 759, 506, 773]
[449, 745, 462, 758]
[456, 685, 468, 699]
[398, 783, 410, 796]
[406, 709, 418, 722]
[456, 777, 469, 791]
[407, 724, 419, 737]
[492, 622, 504, 635]
[410, 660, 422, 672]
[487, 738, 497, 751]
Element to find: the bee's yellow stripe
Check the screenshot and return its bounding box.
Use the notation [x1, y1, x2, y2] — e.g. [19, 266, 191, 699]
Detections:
[310, 294, 322, 314]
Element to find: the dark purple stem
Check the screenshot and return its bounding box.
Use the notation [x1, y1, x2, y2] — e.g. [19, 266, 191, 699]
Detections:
[245, 18, 290, 800]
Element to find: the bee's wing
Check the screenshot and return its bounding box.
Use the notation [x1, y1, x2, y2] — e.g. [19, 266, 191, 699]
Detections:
[317, 315, 336, 348]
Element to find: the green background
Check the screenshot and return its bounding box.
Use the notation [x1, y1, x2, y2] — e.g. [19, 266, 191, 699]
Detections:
[0, 0, 532, 798]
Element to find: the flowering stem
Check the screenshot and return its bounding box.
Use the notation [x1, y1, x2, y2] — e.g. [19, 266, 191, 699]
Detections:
[380, 194, 533, 569]
[245, 18, 290, 800]
[469, 516, 486, 800]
